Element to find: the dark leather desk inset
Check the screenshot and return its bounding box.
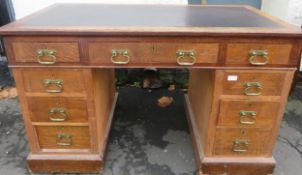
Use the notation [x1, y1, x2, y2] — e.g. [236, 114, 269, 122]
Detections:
[0, 4, 301, 175]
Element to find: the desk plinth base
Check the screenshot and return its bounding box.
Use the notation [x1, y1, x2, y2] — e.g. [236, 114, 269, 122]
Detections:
[27, 153, 104, 173]
[184, 94, 275, 175]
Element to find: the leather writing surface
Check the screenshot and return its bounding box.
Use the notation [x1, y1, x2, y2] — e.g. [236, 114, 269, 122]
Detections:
[21, 4, 282, 28]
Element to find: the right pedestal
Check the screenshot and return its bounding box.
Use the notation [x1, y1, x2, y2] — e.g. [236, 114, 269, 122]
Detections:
[186, 69, 294, 175]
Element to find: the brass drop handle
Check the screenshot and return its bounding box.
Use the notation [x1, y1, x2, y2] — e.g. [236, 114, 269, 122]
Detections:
[37, 49, 57, 65]
[110, 49, 130, 64]
[240, 111, 257, 125]
[48, 108, 68, 122]
[56, 134, 72, 146]
[44, 79, 63, 93]
[249, 50, 269, 66]
[176, 50, 196, 66]
[233, 139, 249, 152]
[244, 82, 263, 96]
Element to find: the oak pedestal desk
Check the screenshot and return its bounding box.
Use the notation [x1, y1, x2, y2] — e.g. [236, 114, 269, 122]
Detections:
[0, 4, 302, 175]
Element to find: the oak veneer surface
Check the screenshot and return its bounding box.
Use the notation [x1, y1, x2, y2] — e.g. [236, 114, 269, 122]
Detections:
[0, 4, 301, 37]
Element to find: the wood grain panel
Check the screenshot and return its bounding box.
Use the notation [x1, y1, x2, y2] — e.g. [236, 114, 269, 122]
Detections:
[27, 153, 103, 173]
[221, 70, 287, 96]
[188, 69, 215, 153]
[12, 68, 41, 152]
[226, 43, 292, 65]
[21, 68, 86, 95]
[27, 97, 88, 123]
[214, 128, 271, 156]
[36, 126, 90, 149]
[218, 99, 280, 129]
[12, 42, 80, 63]
[92, 69, 116, 154]
[201, 157, 275, 175]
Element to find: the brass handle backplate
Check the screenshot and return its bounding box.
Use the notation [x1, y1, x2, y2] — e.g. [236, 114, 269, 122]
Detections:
[37, 49, 57, 65]
[56, 134, 72, 146]
[44, 79, 63, 93]
[48, 108, 68, 122]
[240, 111, 257, 125]
[244, 82, 263, 96]
[176, 50, 196, 66]
[249, 50, 269, 66]
[110, 49, 130, 64]
[233, 139, 249, 152]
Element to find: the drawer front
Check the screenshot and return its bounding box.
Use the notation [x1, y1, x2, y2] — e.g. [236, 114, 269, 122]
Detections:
[89, 42, 153, 64]
[12, 41, 80, 64]
[218, 99, 280, 128]
[88, 41, 219, 65]
[36, 126, 90, 149]
[214, 128, 270, 156]
[27, 97, 88, 123]
[151, 43, 219, 64]
[21, 69, 86, 94]
[222, 70, 287, 96]
[226, 43, 292, 66]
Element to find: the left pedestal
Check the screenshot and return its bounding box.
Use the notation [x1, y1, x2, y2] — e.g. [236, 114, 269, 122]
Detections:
[12, 68, 117, 173]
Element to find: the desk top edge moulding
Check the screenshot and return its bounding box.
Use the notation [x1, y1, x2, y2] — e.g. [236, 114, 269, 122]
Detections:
[0, 4, 302, 175]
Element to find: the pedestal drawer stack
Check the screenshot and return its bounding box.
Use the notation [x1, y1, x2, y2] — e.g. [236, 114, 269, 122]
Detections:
[214, 70, 293, 156]
[12, 67, 116, 173]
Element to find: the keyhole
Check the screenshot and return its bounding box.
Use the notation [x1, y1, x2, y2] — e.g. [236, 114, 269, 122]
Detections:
[151, 45, 157, 53]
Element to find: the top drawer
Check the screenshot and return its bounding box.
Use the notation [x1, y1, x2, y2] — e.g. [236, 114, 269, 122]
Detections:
[18, 68, 87, 95]
[221, 70, 288, 96]
[88, 40, 219, 66]
[9, 37, 80, 64]
[226, 43, 292, 66]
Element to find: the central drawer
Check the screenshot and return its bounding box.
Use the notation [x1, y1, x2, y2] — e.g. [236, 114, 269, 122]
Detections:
[88, 41, 219, 65]
[36, 126, 90, 150]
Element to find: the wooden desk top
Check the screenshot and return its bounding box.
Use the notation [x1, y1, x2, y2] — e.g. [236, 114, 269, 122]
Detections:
[0, 4, 301, 37]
